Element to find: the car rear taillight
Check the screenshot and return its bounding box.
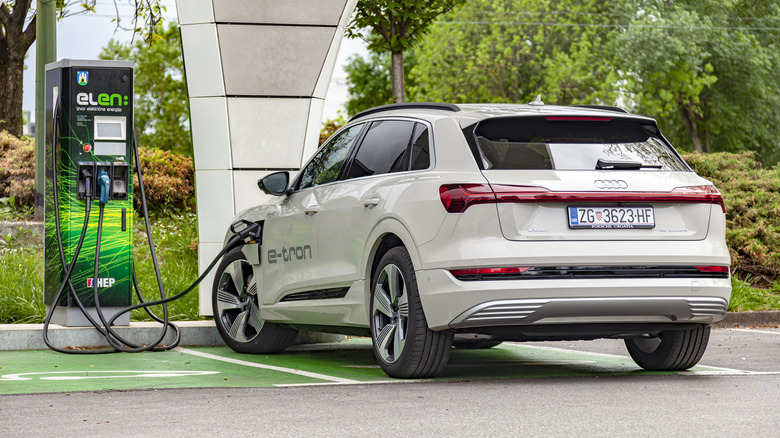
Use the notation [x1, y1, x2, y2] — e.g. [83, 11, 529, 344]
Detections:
[671, 185, 726, 213]
[694, 266, 729, 273]
[440, 184, 726, 213]
[439, 184, 495, 213]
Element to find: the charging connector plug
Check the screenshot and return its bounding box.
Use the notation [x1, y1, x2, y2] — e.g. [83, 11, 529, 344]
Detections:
[230, 219, 262, 243]
[98, 170, 111, 205]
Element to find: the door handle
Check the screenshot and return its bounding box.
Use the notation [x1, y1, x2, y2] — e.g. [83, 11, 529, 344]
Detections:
[304, 206, 320, 215]
[363, 197, 381, 208]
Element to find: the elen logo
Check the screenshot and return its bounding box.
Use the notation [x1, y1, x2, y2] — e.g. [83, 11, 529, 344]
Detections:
[87, 278, 116, 288]
[76, 92, 129, 107]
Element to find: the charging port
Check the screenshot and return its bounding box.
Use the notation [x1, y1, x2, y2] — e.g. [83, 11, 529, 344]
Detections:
[112, 163, 129, 199]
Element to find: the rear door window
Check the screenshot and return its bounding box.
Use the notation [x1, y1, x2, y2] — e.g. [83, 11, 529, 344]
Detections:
[410, 123, 431, 171]
[345, 120, 416, 179]
[472, 117, 687, 171]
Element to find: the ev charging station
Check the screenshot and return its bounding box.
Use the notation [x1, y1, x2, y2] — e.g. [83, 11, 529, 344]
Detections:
[44, 59, 134, 327]
[35, 2, 359, 350]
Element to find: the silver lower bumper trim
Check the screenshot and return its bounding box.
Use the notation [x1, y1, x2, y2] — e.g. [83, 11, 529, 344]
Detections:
[449, 296, 728, 329]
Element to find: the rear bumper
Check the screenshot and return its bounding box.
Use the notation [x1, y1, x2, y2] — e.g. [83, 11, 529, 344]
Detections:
[417, 268, 732, 330]
[449, 296, 728, 329]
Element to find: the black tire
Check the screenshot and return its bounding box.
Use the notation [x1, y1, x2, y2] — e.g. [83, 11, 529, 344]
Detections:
[625, 325, 711, 371]
[453, 335, 502, 349]
[212, 246, 298, 354]
[370, 247, 453, 378]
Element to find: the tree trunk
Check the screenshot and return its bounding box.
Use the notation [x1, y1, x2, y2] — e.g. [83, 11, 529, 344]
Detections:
[680, 105, 705, 153]
[0, 0, 36, 137]
[391, 50, 405, 103]
[0, 50, 27, 136]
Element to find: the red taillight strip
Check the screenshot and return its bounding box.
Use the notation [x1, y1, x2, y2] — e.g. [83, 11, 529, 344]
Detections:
[493, 185, 725, 212]
[545, 116, 613, 121]
[440, 184, 725, 213]
[450, 267, 530, 276]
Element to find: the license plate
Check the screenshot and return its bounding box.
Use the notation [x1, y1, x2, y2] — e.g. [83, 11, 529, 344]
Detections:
[568, 206, 655, 229]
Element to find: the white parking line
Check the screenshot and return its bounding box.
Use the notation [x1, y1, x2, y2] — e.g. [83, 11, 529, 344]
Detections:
[731, 328, 780, 336]
[504, 342, 760, 375]
[176, 347, 358, 384]
[274, 380, 426, 388]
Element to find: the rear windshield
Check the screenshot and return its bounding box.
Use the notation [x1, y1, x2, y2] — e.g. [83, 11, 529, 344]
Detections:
[471, 117, 688, 171]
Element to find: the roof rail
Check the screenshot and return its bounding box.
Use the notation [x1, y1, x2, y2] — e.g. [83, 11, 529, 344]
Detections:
[349, 102, 461, 121]
[574, 105, 629, 114]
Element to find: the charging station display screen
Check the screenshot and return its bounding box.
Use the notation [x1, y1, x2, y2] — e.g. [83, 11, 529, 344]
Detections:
[94, 116, 126, 141]
[97, 122, 122, 138]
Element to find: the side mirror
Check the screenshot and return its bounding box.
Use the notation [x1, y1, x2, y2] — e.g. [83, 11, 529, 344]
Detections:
[257, 171, 290, 196]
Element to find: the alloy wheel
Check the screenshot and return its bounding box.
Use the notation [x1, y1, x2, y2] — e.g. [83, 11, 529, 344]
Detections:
[372, 263, 410, 363]
[215, 259, 263, 343]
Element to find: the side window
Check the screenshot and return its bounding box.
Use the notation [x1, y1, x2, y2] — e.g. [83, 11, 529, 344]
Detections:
[298, 123, 363, 190]
[345, 120, 415, 179]
[410, 123, 430, 170]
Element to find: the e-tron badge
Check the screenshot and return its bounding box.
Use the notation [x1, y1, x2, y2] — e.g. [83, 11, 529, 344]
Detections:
[594, 179, 628, 190]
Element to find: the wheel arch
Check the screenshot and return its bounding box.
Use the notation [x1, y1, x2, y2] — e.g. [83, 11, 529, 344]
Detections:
[361, 218, 423, 322]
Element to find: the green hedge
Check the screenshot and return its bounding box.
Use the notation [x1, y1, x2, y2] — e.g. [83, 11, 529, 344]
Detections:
[683, 152, 780, 284]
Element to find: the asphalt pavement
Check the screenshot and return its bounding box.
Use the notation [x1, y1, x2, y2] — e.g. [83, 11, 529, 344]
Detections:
[1, 327, 778, 437]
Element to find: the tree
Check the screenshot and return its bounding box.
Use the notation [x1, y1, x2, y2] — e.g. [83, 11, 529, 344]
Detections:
[408, 0, 779, 163]
[346, 0, 465, 104]
[409, 0, 626, 106]
[618, 0, 780, 158]
[0, 0, 164, 137]
[99, 21, 190, 155]
[343, 49, 418, 116]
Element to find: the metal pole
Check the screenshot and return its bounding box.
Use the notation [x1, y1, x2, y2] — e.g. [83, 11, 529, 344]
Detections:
[34, 0, 56, 221]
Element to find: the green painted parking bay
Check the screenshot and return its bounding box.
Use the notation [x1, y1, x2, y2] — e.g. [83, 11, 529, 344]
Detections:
[0, 338, 724, 395]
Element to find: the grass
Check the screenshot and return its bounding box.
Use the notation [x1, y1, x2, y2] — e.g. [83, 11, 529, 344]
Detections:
[0, 246, 47, 323]
[0, 211, 203, 324]
[130, 211, 203, 322]
[729, 277, 780, 312]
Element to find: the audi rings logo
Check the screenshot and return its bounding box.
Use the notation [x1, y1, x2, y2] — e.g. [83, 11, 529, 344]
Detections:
[594, 179, 628, 190]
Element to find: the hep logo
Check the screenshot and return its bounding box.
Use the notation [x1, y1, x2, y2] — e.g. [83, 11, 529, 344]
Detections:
[87, 278, 116, 288]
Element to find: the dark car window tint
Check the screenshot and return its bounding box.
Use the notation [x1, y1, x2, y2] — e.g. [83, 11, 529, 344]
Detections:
[410, 123, 430, 170]
[473, 117, 687, 171]
[346, 120, 415, 179]
[299, 123, 363, 190]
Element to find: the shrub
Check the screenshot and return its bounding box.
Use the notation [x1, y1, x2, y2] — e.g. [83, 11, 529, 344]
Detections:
[0, 130, 35, 206]
[683, 152, 780, 284]
[134, 147, 195, 212]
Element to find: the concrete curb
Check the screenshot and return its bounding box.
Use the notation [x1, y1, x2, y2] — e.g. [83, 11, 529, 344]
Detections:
[714, 310, 780, 328]
[0, 321, 344, 351]
[2, 311, 778, 351]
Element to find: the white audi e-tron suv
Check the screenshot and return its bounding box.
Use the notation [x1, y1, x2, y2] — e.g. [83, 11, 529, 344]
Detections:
[212, 102, 731, 378]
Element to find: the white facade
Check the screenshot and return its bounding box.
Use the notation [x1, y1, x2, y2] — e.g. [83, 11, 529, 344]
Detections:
[175, 0, 358, 314]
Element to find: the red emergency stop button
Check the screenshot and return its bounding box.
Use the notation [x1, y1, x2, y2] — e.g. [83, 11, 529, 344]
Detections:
[83, 143, 91, 152]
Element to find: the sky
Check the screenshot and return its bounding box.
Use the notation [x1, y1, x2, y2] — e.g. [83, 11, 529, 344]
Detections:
[22, 1, 366, 123]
